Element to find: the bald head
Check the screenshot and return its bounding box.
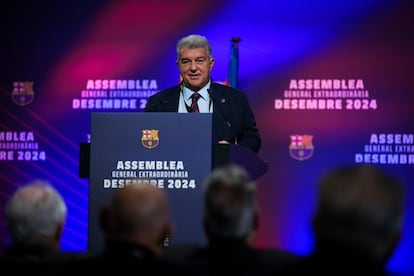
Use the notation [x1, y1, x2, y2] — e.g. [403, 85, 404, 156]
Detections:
[101, 183, 173, 254]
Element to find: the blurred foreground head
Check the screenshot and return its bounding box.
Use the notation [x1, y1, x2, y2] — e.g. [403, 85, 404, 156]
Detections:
[313, 164, 405, 262]
[100, 183, 174, 255]
[202, 165, 258, 243]
[5, 180, 67, 249]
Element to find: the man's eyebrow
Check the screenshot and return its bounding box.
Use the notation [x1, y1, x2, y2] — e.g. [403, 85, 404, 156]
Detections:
[182, 57, 205, 61]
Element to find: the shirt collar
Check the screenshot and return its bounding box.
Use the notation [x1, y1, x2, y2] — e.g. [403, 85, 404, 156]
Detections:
[182, 80, 211, 101]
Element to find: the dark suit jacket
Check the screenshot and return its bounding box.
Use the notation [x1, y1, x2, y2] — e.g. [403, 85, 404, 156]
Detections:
[55, 241, 192, 275]
[145, 82, 261, 153]
[280, 241, 392, 276]
[0, 243, 87, 276]
[162, 240, 301, 276]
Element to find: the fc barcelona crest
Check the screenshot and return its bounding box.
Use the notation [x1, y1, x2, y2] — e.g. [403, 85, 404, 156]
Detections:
[141, 129, 159, 149]
[11, 81, 34, 106]
[289, 134, 314, 161]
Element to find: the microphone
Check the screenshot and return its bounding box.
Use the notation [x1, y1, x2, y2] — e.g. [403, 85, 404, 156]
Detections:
[144, 94, 178, 111]
[207, 88, 237, 144]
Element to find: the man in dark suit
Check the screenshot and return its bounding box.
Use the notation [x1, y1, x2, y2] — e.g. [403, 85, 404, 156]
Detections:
[145, 34, 261, 153]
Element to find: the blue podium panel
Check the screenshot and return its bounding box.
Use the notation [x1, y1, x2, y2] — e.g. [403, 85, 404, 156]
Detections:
[89, 112, 212, 253]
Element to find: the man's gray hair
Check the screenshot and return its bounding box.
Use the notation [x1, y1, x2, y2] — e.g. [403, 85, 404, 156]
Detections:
[5, 180, 67, 245]
[176, 34, 212, 61]
[202, 165, 256, 239]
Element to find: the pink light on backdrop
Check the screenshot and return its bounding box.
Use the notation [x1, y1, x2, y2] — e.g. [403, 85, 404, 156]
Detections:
[41, 0, 217, 114]
[252, 1, 413, 141]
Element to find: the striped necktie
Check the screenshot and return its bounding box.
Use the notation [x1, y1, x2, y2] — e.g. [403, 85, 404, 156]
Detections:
[190, 92, 201, 113]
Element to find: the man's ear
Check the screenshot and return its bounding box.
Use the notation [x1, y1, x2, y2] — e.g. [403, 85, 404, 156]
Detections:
[209, 58, 215, 71]
[160, 221, 176, 247]
[165, 221, 176, 238]
[54, 221, 64, 244]
[246, 211, 260, 246]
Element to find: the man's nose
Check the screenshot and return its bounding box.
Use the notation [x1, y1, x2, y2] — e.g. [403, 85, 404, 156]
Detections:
[189, 61, 198, 70]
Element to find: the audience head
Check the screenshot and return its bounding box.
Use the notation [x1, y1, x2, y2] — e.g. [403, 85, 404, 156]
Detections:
[5, 180, 67, 249]
[313, 164, 405, 262]
[99, 183, 174, 255]
[202, 165, 258, 243]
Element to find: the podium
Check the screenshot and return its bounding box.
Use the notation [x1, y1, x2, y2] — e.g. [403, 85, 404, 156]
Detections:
[82, 112, 267, 254]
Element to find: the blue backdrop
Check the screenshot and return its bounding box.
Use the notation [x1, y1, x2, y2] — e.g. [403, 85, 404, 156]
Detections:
[1, 0, 413, 274]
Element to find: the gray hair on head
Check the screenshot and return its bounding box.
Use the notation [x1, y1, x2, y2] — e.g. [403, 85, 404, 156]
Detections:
[202, 165, 256, 239]
[5, 180, 67, 245]
[176, 34, 212, 61]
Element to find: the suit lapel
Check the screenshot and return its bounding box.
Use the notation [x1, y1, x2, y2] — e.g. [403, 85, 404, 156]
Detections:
[163, 86, 181, 112]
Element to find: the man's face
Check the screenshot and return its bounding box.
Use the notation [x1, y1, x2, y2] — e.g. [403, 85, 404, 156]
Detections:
[177, 46, 214, 91]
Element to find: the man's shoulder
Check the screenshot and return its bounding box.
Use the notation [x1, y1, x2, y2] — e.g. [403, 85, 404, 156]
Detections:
[0, 251, 88, 276]
[211, 82, 241, 93]
[211, 82, 248, 103]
